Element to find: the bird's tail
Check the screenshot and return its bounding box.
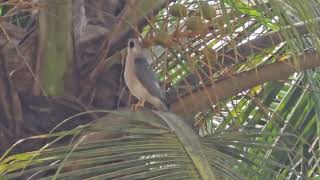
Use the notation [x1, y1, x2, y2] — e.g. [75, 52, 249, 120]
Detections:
[154, 98, 170, 111]
[160, 100, 170, 112]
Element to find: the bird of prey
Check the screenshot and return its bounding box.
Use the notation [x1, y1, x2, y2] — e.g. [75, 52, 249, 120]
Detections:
[124, 39, 169, 111]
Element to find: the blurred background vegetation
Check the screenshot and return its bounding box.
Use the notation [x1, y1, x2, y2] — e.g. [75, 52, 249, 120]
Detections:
[0, 0, 320, 179]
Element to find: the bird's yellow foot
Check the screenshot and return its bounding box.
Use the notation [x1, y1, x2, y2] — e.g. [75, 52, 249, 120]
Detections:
[131, 100, 145, 112]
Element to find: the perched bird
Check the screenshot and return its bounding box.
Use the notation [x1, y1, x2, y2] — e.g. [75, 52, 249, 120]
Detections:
[124, 39, 169, 111]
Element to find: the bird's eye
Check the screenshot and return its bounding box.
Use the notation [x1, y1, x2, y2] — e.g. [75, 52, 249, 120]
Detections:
[129, 41, 135, 48]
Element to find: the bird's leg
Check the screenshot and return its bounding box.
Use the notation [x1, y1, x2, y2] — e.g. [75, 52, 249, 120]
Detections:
[132, 100, 145, 112]
[130, 104, 135, 111]
[137, 100, 145, 108]
[131, 101, 139, 112]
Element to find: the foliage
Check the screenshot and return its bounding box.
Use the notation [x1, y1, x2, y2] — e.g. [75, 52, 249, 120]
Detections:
[0, 111, 217, 179]
[1, 0, 320, 179]
[0, 110, 303, 180]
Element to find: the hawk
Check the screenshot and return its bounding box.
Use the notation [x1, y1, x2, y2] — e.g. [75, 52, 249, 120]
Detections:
[124, 39, 169, 111]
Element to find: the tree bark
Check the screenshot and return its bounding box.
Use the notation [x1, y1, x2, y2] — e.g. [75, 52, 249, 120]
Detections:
[171, 51, 320, 117]
[37, 0, 73, 96]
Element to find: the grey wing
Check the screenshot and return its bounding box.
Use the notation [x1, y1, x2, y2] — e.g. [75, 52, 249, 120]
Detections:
[134, 57, 166, 102]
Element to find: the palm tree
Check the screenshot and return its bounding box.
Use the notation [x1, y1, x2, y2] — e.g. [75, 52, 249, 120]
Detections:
[0, 0, 320, 179]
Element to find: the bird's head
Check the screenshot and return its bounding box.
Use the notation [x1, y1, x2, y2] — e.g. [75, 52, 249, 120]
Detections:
[127, 38, 143, 57]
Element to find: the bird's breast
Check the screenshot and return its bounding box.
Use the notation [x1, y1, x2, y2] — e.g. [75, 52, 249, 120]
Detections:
[124, 59, 149, 101]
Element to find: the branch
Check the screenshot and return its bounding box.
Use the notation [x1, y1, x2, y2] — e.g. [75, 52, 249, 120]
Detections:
[221, 19, 319, 65]
[171, 51, 320, 117]
[179, 18, 320, 89]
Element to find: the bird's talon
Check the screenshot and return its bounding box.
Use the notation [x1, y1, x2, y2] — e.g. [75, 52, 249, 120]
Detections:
[130, 100, 145, 112]
[134, 103, 140, 111]
[130, 104, 137, 112]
